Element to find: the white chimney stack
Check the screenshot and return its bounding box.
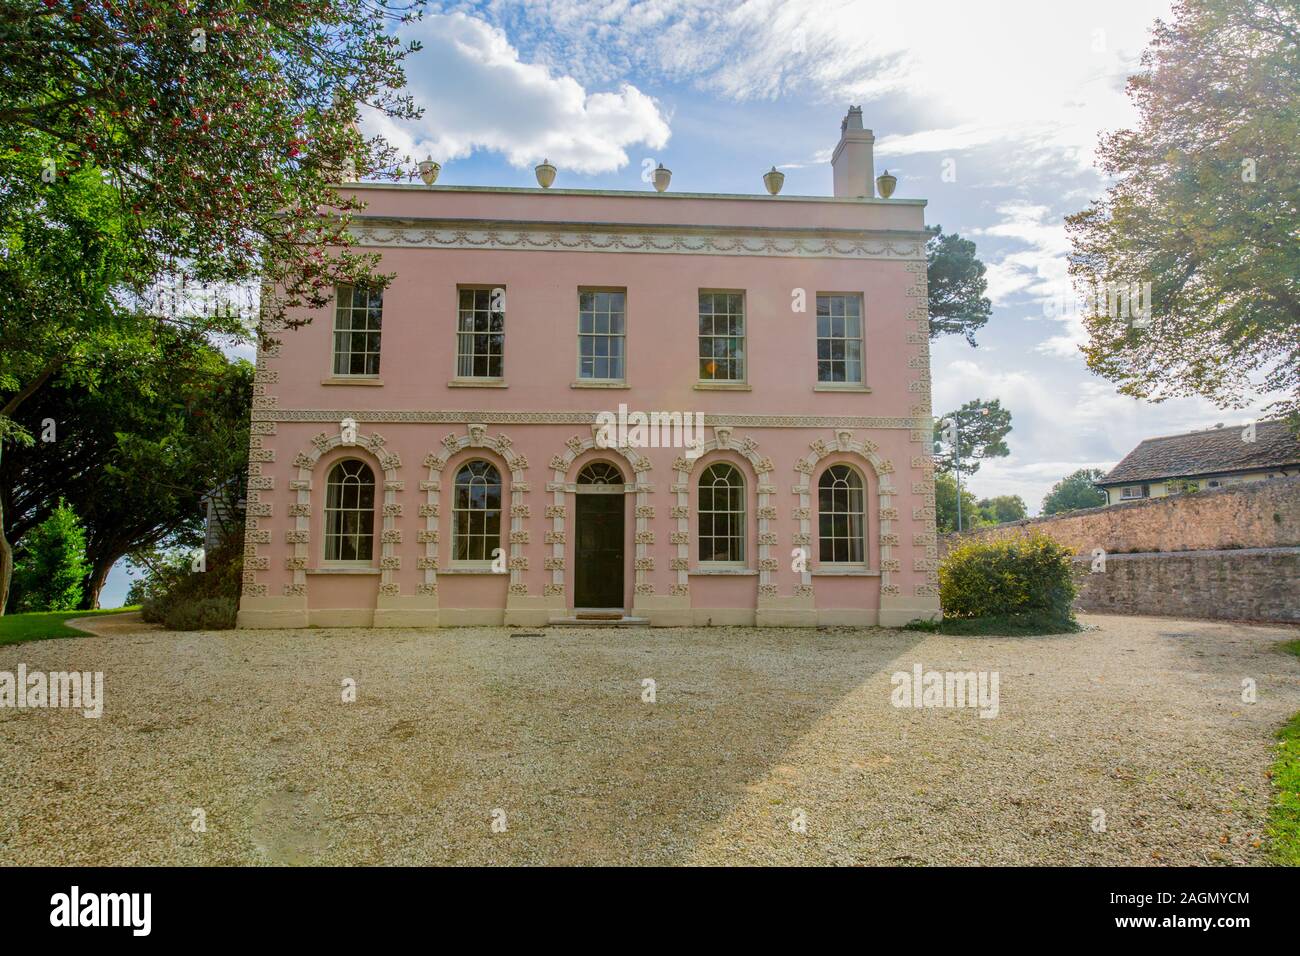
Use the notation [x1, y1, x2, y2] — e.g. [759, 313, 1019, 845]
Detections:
[832, 106, 875, 198]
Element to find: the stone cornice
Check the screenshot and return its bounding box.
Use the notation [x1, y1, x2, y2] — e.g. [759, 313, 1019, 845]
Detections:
[346, 217, 928, 261]
[256, 408, 928, 430]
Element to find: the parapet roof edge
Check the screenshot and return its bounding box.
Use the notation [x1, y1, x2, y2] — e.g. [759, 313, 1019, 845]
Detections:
[336, 182, 927, 207]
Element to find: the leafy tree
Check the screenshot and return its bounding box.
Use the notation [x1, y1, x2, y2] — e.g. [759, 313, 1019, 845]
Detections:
[1066, 0, 1300, 426]
[0, 147, 155, 611]
[932, 398, 1013, 476]
[0, 0, 425, 330]
[1, 337, 252, 609]
[10, 499, 90, 612]
[934, 472, 989, 534]
[927, 226, 992, 346]
[1041, 468, 1108, 515]
[1, 0, 425, 606]
[976, 495, 1028, 524]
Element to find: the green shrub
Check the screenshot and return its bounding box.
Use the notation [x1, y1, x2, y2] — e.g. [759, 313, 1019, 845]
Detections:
[11, 499, 91, 612]
[939, 533, 1077, 627]
[137, 525, 242, 629]
[161, 597, 238, 631]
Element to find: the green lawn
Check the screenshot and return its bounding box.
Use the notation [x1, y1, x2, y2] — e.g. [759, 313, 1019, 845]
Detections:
[1271, 640, 1300, 866]
[0, 607, 139, 647]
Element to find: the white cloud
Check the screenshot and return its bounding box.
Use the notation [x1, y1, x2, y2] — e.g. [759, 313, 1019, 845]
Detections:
[970, 202, 1071, 308]
[932, 358, 1273, 512]
[370, 13, 671, 174]
[470, 0, 1170, 165]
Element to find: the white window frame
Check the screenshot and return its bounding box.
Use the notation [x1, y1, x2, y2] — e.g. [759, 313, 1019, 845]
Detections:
[323, 458, 376, 564]
[576, 288, 627, 382]
[332, 285, 382, 377]
[452, 460, 504, 566]
[815, 292, 865, 385]
[697, 290, 746, 383]
[817, 464, 867, 566]
[456, 286, 506, 381]
[697, 462, 746, 566]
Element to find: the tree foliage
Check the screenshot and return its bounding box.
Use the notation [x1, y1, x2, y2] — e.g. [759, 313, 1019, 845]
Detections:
[1, 337, 252, 609]
[1066, 0, 1300, 425]
[10, 499, 90, 612]
[934, 472, 988, 534]
[976, 495, 1028, 524]
[932, 398, 1013, 476]
[0, 0, 426, 329]
[927, 226, 992, 346]
[1041, 468, 1108, 515]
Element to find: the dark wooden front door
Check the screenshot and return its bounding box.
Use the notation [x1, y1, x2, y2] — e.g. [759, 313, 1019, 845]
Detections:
[575, 493, 624, 608]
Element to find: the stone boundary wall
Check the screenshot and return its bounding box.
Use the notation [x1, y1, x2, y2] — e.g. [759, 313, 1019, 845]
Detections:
[1072, 547, 1300, 623]
[940, 475, 1300, 558]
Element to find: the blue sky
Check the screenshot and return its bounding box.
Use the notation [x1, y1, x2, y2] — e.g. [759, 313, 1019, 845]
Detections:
[98, 0, 1277, 606]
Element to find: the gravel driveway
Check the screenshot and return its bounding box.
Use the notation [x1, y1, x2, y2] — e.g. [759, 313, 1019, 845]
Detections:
[2, 614, 1297, 865]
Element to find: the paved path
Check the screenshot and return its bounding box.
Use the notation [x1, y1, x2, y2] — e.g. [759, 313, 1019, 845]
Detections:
[64, 611, 160, 637]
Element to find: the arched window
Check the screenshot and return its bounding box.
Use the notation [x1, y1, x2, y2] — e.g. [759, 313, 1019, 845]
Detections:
[698, 462, 745, 563]
[453, 460, 503, 561]
[818, 464, 865, 563]
[577, 461, 624, 486]
[324, 459, 375, 561]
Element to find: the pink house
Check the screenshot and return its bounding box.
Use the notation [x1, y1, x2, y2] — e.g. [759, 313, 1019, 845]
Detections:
[237, 108, 941, 628]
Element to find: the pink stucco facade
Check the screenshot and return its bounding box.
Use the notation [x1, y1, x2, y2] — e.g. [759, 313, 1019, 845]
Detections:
[238, 147, 941, 628]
